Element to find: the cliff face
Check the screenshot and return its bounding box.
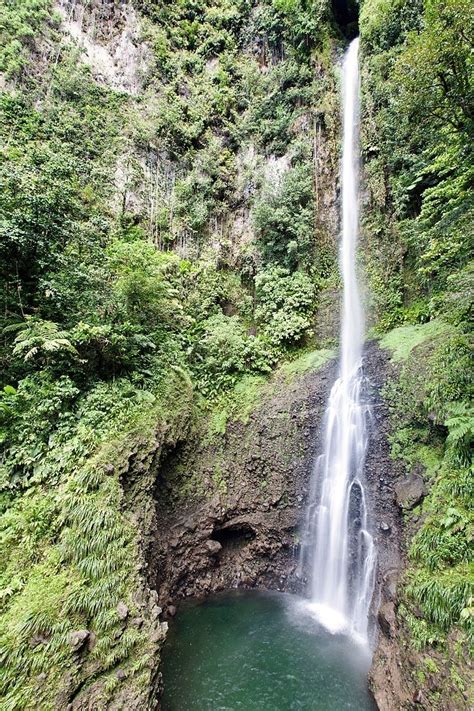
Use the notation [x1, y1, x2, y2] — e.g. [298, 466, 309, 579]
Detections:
[148, 357, 337, 608]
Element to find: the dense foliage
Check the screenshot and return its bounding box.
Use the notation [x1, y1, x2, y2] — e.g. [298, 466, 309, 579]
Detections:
[0, 0, 344, 707]
[361, 0, 473, 702]
[360, 0, 473, 327]
[0, 0, 471, 706]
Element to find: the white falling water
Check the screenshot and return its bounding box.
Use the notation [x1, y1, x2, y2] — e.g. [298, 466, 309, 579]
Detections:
[299, 38, 376, 644]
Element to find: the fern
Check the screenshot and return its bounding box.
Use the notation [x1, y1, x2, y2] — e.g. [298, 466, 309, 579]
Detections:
[445, 402, 474, 466]
[9, 317, 78, 364]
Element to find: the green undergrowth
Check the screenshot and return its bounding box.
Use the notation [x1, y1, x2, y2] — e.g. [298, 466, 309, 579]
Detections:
[381, 320, 473, 661]
[205, 374, 269, 440]
[0, 371, 193, 710]
[378, 319, 450, 362]
[279, 347, 335, 379]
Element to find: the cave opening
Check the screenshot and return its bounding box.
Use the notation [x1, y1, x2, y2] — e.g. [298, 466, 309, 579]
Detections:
[331, 0, 359, 39]
[211, 522, 257, 548]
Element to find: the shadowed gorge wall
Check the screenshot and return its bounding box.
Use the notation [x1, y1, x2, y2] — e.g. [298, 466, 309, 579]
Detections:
[331, 0, 359, 37]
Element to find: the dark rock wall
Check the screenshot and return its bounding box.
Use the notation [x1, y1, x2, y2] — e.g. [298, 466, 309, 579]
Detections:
[363, 343, 404, 619]
[147, 361, 337, 610]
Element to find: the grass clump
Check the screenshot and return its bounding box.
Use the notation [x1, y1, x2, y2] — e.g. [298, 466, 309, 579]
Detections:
[279, 348, 335, 380]
[379, 319, 450, 362]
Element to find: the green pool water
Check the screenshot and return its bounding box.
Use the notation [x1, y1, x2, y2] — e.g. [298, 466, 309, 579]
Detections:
[160, 591, 377, 711]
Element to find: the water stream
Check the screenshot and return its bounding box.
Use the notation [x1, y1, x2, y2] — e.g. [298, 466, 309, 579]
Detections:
[299, 38, 376, 643]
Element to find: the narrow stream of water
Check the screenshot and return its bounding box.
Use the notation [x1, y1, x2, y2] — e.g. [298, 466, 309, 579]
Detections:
[299, 37, 376, 644]
[161, 591, 377, 711]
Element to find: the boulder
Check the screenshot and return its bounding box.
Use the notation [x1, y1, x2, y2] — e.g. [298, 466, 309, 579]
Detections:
[204, 539, 222, 556]
[116, 601, 129, 620]
[413, 690, 427, 705]
[69, 630, 90, 651]
[150, 605, 162, 621]
[382, 569, 398, 601]
[394, 473, 426, 510]
[377, 602, 397, 638]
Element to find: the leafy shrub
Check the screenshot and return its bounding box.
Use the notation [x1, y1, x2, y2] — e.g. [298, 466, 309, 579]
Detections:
[444, 404, 474, 468]
[181, 262, 253, 324]
[255, 266, 315, 346]
[0, 373, 80, 489]
[71, 322, 157, 378]
[107, 240, 182, 329]
[360, 0, 423, 53]
[0, 0, 53, 79]
[6, 317, 77, 367]
[253, 164, 315, 269]
[190, 313, 274, 396]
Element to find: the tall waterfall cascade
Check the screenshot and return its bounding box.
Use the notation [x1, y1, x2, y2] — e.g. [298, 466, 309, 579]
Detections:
[299, 38, 376, 645]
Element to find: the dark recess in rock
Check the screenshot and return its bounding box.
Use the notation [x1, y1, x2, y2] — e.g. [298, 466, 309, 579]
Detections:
[211, 522, 256, 548]
[331, 0, 359, 39]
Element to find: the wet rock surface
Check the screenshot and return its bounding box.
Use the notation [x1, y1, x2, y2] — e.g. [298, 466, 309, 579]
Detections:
[362, 343, 404, 649]
[394, 472, 426, 510]
[363, 346, 412, 710]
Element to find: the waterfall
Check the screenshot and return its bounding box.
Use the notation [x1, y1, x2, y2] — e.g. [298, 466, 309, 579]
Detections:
[299, 38, 376, 644]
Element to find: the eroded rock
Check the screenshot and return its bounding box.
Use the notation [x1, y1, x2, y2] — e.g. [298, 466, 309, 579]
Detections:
[69, 630, 90, 651]
[204, 539, 222, 556]
[378, 601, 397, 638]
[117, 601, 129, 620]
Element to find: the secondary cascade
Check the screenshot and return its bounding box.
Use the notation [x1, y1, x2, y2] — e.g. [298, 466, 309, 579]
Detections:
[299, 37, 376, 644]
